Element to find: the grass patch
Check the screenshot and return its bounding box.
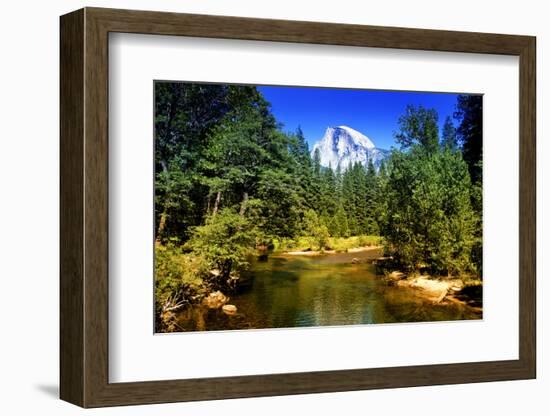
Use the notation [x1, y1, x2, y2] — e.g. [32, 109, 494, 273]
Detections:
[273, 235, 383, 253]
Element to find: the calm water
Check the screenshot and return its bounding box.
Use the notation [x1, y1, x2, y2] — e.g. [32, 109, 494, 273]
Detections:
[174, 249, 481, 332]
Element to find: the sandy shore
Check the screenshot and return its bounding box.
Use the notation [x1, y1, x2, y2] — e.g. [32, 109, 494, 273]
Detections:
[284, 246, 382, 256]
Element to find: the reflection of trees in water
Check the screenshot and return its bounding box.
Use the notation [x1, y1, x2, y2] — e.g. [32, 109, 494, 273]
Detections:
[174, 252, 481, 332]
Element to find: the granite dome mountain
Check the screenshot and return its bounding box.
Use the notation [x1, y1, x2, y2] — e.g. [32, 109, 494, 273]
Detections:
[310, 126, 389, 170]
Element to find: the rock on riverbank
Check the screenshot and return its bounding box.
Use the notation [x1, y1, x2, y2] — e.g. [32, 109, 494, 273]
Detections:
[385, 273, 466, 304]
[203, 291, 229, 309]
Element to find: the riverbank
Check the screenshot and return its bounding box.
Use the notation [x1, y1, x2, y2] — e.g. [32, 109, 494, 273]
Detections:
[283, 245, 383, 256]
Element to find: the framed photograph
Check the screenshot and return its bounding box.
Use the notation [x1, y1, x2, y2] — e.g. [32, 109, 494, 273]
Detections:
[60, 7, 536, 407]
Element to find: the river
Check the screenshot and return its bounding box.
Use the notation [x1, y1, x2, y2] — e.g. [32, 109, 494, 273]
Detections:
[173, 248, 481, 332]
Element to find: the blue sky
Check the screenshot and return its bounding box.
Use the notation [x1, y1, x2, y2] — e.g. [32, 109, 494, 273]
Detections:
[258, 85, 461, 150]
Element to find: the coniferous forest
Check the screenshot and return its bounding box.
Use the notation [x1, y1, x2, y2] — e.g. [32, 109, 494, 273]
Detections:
[154, 82, 483, 332]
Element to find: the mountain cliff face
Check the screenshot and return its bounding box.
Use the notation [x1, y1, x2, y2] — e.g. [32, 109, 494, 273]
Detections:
[310, 126, 388, 170]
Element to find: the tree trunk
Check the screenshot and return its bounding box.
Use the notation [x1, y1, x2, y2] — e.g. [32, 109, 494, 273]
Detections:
[221, 259, 233, 280]
[156, 213, 168, 243]
[156, 160, 169, 242]
[212, 191, 222, 216]
[239, 192, 249, 217]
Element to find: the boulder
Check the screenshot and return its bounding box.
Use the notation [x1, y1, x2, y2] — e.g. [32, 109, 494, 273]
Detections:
[203, 291, 228, 309]
[222, 304, 238, 316]
[387, 271, 406, 281]
[409, 277, 450, 303]
[258, 253, 269, 261]
[373, 256, 394, 274]
[351, 257, 360, 264]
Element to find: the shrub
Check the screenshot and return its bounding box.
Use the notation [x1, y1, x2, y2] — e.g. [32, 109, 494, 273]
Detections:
[185, 208, 259, 281]
[154, 241, 209, 314]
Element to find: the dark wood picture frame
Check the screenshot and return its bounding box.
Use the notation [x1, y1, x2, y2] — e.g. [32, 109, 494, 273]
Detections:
[60, 7, 536, 408]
